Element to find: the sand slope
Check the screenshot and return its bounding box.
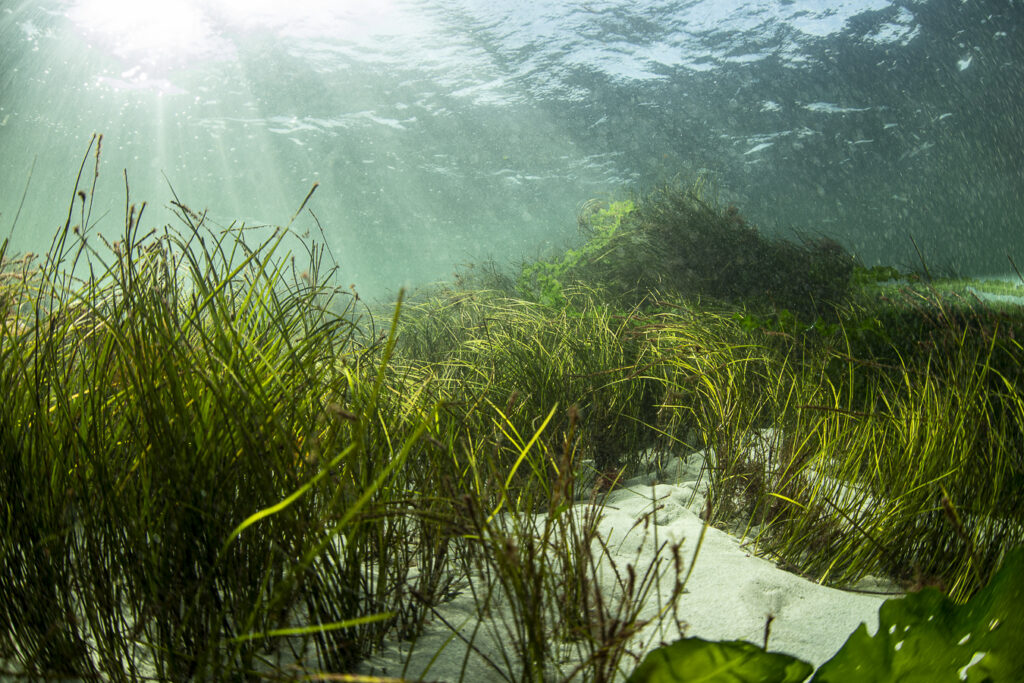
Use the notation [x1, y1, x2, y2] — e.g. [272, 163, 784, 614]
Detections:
[358, 450, 902, 681]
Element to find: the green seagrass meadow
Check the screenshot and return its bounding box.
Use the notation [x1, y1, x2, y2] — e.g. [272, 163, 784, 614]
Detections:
[3, 137, 1022, 680]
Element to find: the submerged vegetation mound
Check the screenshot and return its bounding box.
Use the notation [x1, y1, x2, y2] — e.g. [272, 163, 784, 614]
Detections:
[2, 142, 1022, 680]
[515, 181, 856, 319]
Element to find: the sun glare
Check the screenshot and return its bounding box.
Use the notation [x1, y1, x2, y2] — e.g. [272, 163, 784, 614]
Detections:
[66, 0, 229, 66]
[65, 0, 404, 68]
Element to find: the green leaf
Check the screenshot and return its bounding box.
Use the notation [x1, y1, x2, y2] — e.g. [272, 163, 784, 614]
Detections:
[813, 546, 1024, 682]
[228, 612, 394, 643]
[627, 638, 813, 683]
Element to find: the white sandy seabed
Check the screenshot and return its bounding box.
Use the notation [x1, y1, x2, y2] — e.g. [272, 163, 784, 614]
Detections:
[357, 446, 903, 682]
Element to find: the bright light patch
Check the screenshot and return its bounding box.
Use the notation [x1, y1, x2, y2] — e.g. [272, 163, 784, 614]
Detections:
[66, 0, 230, 66]
[66, 0, 405, 67]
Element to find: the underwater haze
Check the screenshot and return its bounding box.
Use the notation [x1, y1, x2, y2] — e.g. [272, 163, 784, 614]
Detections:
[1, 0, 1022, 297]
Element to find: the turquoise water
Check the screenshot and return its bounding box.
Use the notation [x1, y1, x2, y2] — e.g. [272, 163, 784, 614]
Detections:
[1, 0, 1021, 297]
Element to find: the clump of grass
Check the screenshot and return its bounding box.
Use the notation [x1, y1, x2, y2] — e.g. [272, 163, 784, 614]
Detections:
[398, 286, 666, 479]
[647, 310, 791, 527]
[516, 181, 856, 319]
[400, 206, 1023, 606]
[391, 404, 692, 683]
[1, 139, 696, 681]
[655, 284, 1024, 601]
[0, 138, 459, 679]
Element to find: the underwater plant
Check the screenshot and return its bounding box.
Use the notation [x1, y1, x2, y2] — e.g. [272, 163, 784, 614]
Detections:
[3, 141, 1021, 681]
[628, 544, 1024, 682]
[515, 182, 857, 321]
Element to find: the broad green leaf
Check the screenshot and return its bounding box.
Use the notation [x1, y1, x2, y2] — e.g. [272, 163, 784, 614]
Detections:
[813, 546, 1024, 682]
[627, 638, 813, 683]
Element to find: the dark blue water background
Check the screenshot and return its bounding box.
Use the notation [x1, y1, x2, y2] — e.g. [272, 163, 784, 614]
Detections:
[1, 0, 1021, 296]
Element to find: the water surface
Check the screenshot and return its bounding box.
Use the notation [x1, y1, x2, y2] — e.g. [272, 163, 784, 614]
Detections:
[1, 0, 1021, 295]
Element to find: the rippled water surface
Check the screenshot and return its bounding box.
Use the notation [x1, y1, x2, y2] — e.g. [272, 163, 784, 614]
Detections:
[1, 0, 1021, 294]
